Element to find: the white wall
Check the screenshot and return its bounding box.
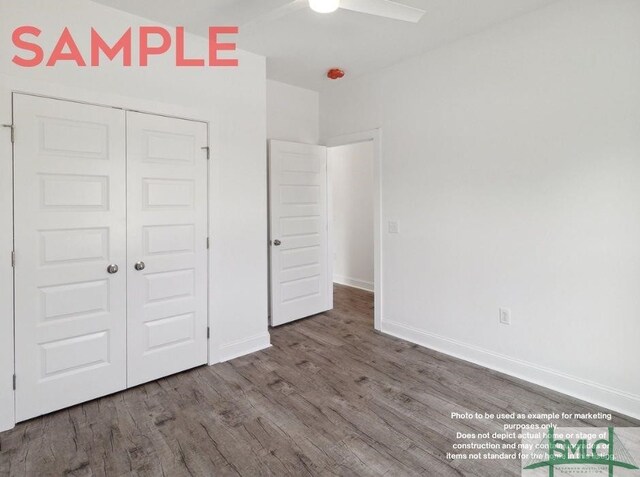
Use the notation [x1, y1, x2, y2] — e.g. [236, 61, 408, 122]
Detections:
[321, 0, 640, 419]
[329, 142, 375, 291]
[267, 79, 319, 144]
[0, 0, 269, 431]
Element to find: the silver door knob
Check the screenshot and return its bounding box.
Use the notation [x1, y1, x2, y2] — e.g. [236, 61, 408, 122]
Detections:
[107, 264, 119, 274]
[273, 239, 282, 246]
[134, 261, 146, 271]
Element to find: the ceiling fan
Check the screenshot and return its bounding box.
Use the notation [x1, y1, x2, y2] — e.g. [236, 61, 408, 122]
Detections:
[243, 0, 426, 28]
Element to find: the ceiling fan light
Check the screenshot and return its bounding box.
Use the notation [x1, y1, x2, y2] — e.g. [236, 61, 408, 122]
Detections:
[308, 0, 340, 14]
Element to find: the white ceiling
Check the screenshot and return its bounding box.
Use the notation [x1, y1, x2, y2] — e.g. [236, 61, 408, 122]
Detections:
[91, 0, 559, 91]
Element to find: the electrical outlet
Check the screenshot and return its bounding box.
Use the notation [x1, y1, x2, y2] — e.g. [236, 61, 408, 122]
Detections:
[388, 221, 399, 234]
[499, 308, 511, 325]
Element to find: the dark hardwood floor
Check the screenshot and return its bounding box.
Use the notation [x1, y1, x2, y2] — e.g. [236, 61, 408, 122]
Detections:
[0, 284, 637, 476]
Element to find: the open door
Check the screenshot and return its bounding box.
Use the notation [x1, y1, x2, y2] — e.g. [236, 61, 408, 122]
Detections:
[269, 140, 332, 326]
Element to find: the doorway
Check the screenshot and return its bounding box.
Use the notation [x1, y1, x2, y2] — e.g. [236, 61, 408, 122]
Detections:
[327, 129, 384, 331]
[328, 141, 375, 295]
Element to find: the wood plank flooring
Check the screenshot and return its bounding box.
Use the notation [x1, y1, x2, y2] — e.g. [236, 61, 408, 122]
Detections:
[1, 284, 637, 476]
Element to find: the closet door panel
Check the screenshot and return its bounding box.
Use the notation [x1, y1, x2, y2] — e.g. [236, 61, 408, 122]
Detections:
[126, 112, 208, 386]
[13, 94, 127, 421]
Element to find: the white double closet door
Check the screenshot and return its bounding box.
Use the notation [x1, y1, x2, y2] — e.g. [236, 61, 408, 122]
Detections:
[13, 94, 209, 421]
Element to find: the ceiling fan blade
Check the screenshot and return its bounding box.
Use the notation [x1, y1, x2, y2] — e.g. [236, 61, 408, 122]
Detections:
[241, 0, 308, 29]
[339, 0, 426, 23]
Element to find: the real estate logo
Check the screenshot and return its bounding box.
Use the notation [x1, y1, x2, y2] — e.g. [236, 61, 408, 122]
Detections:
[522, 427, 640, 477]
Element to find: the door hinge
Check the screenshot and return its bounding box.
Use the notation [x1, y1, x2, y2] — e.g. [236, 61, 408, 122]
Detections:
[201, 146, 210, 160]
[207, 327, 210, 339]
[206, 237, 210, 249]
[11, 250, 15, 268]
[2, 124, 13, 144]
[12, 374, 16, 390]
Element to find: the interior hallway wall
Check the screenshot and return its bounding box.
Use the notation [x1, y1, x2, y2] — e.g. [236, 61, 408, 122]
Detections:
[320, 0, 640, 418]
[329, 142, 375, 291]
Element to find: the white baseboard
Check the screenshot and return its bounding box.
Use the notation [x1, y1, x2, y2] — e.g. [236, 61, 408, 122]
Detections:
[217, 332, 272, 363]
[334, 275, 374, 292]
[381, 319, 640, 421]
[0, 391, 14, 432]
[0, 415, 13, 433]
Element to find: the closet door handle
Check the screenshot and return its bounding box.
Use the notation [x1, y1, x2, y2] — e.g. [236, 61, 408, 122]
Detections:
[273, 240, 282, 246]
[107, 264, 119, 274]
[134, 261, 146, 271]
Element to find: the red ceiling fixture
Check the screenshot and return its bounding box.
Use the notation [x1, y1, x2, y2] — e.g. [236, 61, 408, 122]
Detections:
[327, 68, 345, 80]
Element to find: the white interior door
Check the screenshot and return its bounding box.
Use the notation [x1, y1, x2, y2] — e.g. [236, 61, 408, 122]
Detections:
[126, 112, 209, 387]
[14, 94, 127, 421]
[269, 140, 332, 326]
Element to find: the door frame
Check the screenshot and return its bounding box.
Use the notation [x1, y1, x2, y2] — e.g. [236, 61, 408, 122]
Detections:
[0, 83, 211, 431]
[326, 129, 383, 331]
